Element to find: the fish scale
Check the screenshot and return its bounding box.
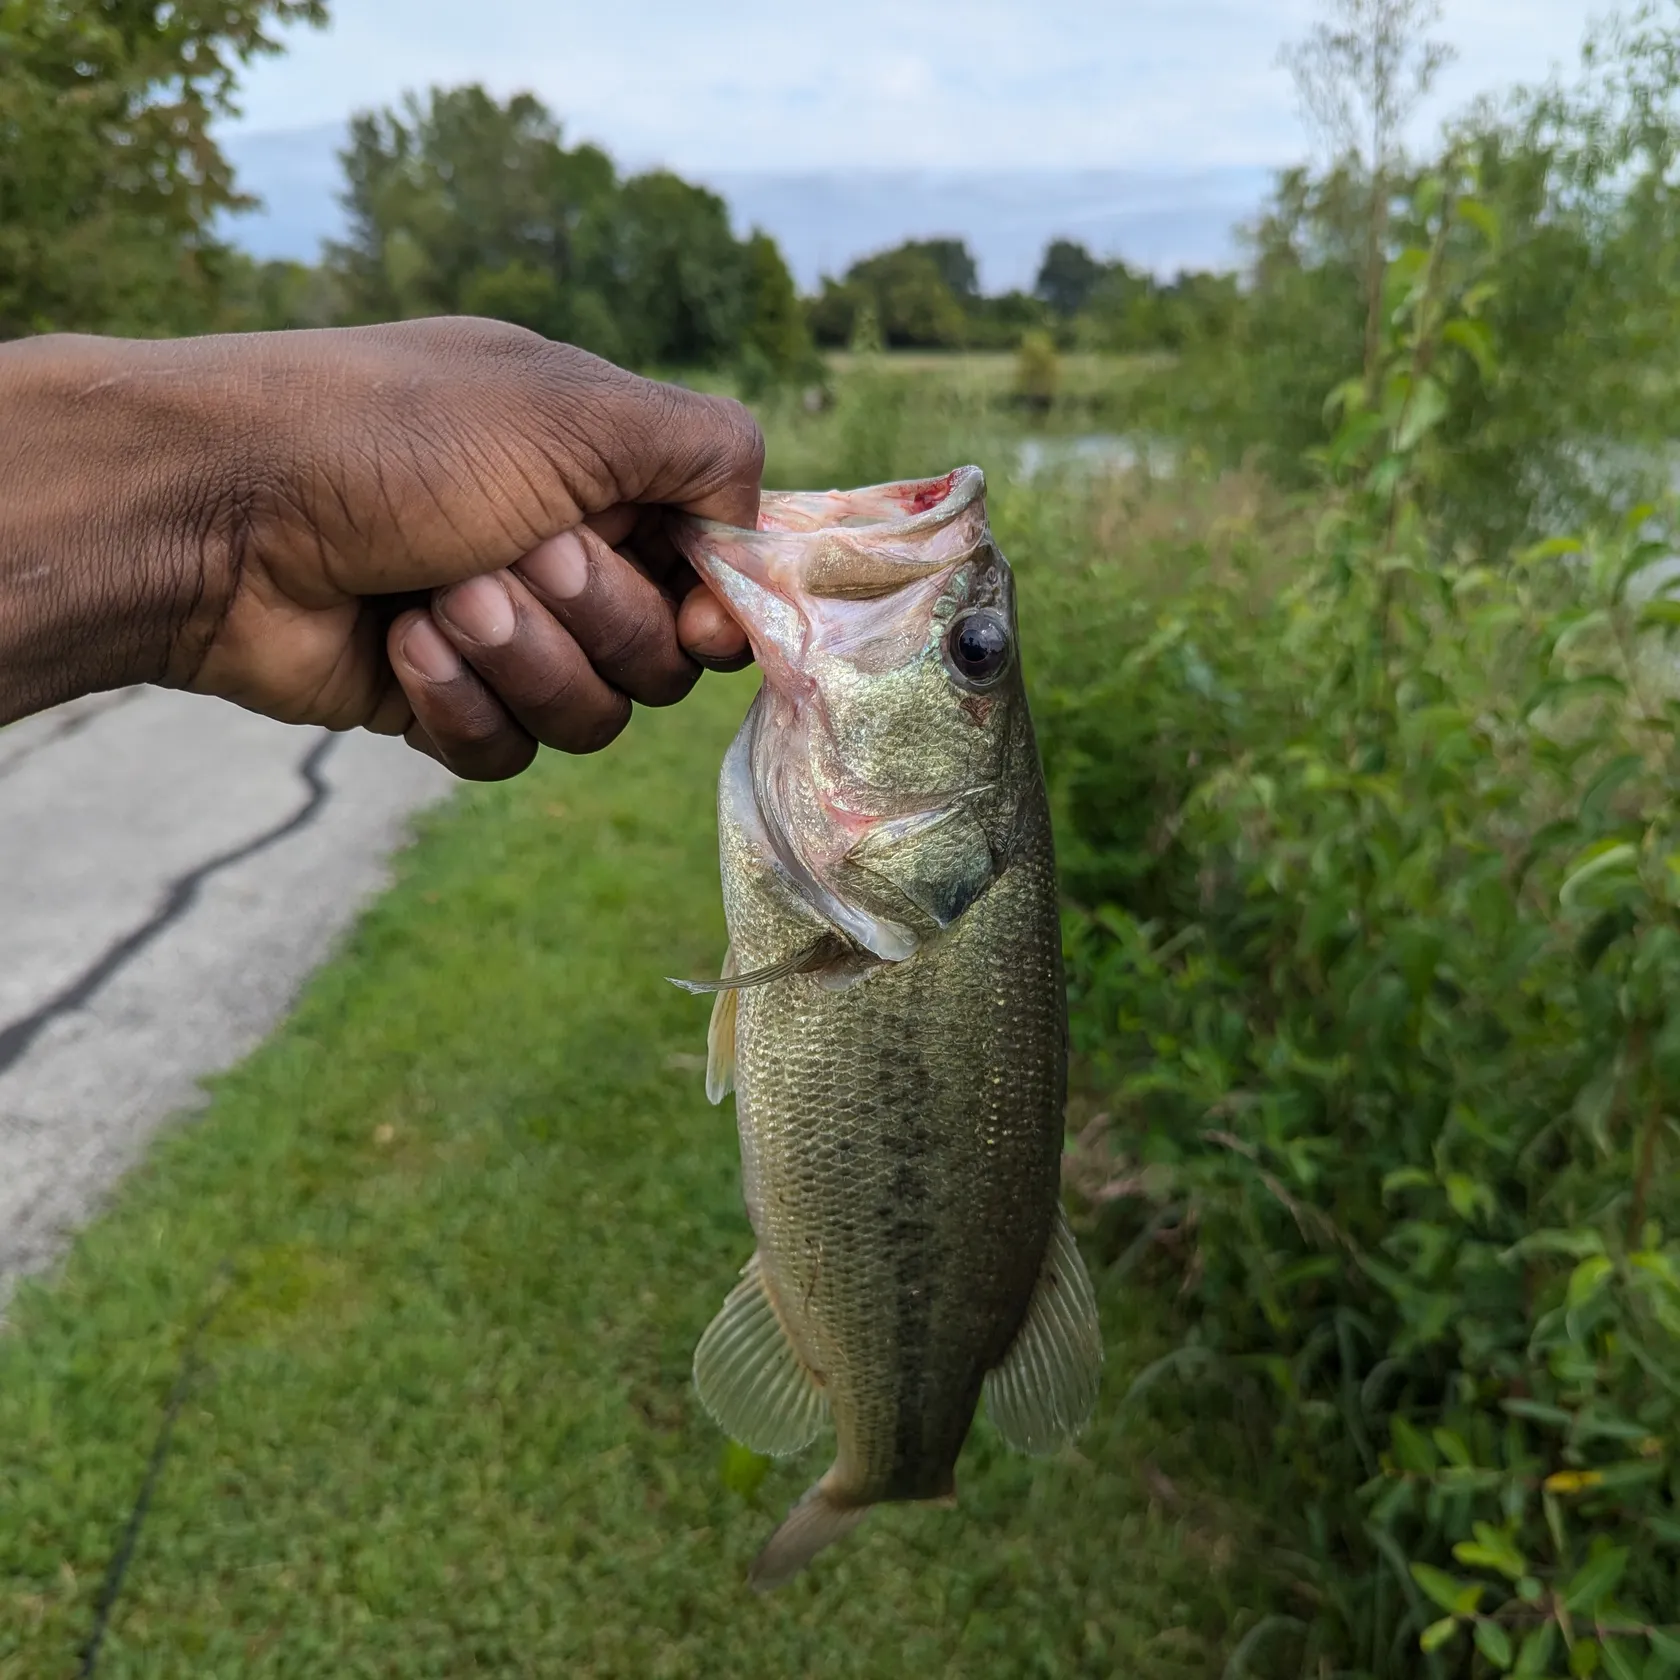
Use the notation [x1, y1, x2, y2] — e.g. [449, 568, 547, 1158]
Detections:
[673, 468, 1102, 1590]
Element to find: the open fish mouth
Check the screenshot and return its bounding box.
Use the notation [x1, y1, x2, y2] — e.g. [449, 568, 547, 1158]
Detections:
[671, 468, 992, 679]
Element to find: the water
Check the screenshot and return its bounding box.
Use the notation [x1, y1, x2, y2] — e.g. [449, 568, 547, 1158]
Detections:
[1014, 432, 1176, 482]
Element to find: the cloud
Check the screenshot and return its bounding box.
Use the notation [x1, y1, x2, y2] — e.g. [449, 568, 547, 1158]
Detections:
[228, 0, 1605, 171]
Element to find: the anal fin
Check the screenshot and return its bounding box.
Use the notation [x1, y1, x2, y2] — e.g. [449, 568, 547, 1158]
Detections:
[694, 1253, 828, 1458]
[705, 944, 738, 1104]
[983, 1204, 1103, 1455]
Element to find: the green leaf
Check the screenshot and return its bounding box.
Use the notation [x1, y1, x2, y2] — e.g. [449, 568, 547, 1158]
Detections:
[1504, 1230, 1606, 1263]
[1565, 1254, 1615, 1312]
[1433, 1427, 1473, 1468]
[1521, 535, 1586, 566]
[1454, 1522, 1528, 1581]
[1421, 1616, 1461, 1654]
[1323, 376, 1368, 420]
[1590, 1459, 1666, 1491]
[1457, 196, 1502, 246]
[1527, 674, 1628, 717]
[1502, 1397, 1575, 1427]
[1444, 317, 1498, 384]
[719, 1440, 771, 1499]
[1476, 1619, 1515, 1670]
[1516, 1623, 1558, 1677]
[1412, 1562, 1478, 1613]
[1560, 846, 1639, 910]
[1563, 1546, 1629, 1612]
[1392, 1416, 1441, 1474]
[1397, 375, 1451, 451]
[1602, 1639, 1643, 1680]
[1581, 755, 1648, 828]
[1382, 1167, 1434, 1198]
[1639, 599, 1680, 631]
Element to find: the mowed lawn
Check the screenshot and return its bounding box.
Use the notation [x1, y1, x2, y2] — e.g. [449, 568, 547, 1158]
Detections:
[0, 671, 1262, 1679]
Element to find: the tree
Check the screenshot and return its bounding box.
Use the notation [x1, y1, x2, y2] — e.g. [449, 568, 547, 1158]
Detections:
[1069, 259, 1156, 351]
[806, 277, 867, 348]
[1035, 239, 1106, 316]
[738, 231, 816, 389]
[215, 255, 344, 333]
[604, 171, 747, 368]
[0, 0, 326, 338]
[839, 243, 972, 348]
[327, 86, 786, 372]
[329, 86, 616, 330]
[899, 237, 979, 299]
[1281, 0, 1456, 395]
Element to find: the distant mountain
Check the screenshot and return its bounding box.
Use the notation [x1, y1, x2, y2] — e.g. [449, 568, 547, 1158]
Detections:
[219, 123, 1278, 291]
[702, 166, 1276, 291]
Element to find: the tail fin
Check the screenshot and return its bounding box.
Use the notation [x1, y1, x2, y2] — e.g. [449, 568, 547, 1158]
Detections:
[749, 1478, 868, 1592]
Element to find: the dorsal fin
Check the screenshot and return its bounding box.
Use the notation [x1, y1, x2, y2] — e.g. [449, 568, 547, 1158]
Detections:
[693, 1254, 828, 1458]
[983, 1205, 1103, 1455]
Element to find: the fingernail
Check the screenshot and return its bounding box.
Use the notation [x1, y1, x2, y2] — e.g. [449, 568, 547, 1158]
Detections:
[438, 574, 517, 646]
[521, 530, 590, 600]
[403, 618, 463, 683]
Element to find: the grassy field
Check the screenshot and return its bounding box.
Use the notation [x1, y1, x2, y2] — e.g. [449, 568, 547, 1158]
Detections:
[0, 669, 1273, 1678]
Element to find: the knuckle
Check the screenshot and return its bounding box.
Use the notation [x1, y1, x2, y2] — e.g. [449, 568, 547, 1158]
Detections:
[592, 595, 669, 672]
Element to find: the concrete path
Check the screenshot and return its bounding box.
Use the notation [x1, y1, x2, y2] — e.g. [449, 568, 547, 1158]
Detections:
[0, 687, 454, 1302]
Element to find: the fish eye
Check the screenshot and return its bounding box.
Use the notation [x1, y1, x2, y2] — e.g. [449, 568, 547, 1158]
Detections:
[944, 608, 1012, 689]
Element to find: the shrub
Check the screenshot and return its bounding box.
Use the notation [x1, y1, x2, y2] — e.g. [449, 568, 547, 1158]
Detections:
[1045, 168, 1680, 1676]
[1014, 329, 1061, 412]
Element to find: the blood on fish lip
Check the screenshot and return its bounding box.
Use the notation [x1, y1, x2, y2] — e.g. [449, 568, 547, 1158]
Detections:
[900, 472, 957, 515]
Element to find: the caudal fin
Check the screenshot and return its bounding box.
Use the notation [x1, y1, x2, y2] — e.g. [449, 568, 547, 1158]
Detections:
[748, 1479, 868, 1592]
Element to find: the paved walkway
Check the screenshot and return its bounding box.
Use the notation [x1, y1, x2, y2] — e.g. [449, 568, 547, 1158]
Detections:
[0, 688, 453, 1301]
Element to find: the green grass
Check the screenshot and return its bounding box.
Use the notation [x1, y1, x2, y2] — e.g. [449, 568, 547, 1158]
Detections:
[0, 671, 1272, 1678]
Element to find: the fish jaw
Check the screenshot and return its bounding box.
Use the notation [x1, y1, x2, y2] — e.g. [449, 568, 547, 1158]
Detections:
[672, 467, 990, 686]
[672, 468, 1008, 963]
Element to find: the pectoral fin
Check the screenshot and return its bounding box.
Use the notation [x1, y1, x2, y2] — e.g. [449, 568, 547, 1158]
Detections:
[705, 945, 738, 1104]
[667, 933, 846, 996]
[983, 1205, 1103, 1455]
[693, 1254, 828, 1458]
[846, 806, 996, 928]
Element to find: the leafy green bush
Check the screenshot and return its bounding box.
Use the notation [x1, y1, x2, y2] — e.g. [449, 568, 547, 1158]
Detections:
[1045, 167, 1680, 1677]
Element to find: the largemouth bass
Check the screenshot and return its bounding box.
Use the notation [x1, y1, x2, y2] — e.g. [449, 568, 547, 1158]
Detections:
[671, 467, 1101, 1590]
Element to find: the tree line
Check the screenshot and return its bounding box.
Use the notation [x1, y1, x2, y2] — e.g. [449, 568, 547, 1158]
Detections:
[231, 86, 1247, 373]
[0, 0, 1240, 376]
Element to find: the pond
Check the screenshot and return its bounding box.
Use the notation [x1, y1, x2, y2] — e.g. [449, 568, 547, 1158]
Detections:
[1013, 432, 1177, 482]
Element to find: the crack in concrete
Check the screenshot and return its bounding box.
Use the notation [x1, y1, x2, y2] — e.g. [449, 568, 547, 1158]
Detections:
[0, 732, 342, 1079]
[0, 690, 146, 784]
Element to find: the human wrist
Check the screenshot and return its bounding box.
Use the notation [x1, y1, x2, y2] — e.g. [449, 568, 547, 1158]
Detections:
[0, 334, 236, 724]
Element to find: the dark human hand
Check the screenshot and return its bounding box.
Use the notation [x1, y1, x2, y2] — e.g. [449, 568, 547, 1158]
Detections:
[0, 318, 758, 778]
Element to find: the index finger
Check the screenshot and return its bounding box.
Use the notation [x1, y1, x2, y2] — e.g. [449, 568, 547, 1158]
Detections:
[603, 377, 765, 530]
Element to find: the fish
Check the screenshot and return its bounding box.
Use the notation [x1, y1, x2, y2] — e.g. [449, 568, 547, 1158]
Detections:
[669, 466, 1102, 1591]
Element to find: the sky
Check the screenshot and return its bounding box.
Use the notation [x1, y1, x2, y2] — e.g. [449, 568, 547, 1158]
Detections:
[226, 0, 1612, 173]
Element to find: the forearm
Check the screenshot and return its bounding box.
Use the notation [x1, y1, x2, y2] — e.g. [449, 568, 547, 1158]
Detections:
[0, 335, 227, 725]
